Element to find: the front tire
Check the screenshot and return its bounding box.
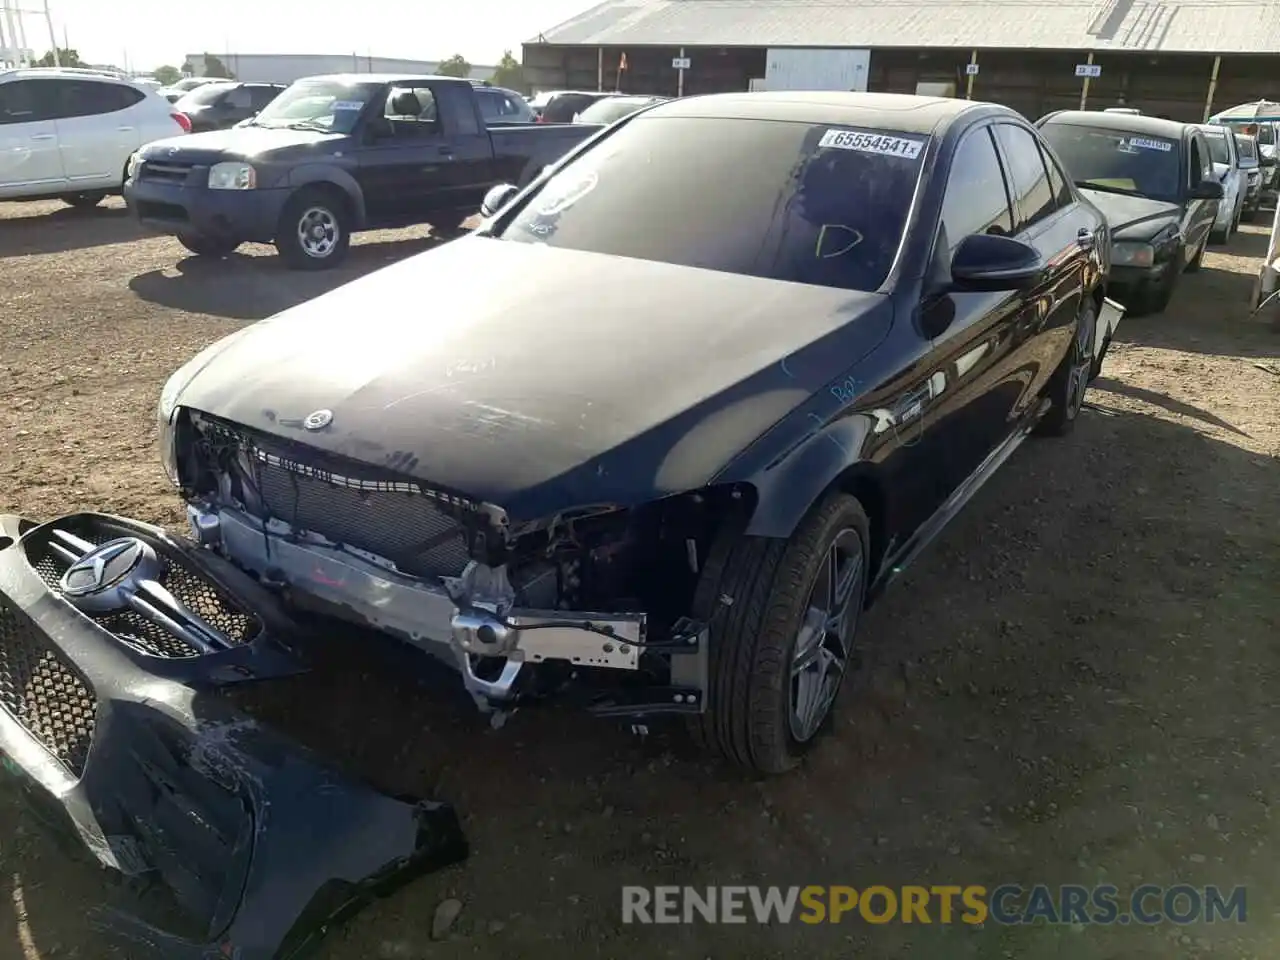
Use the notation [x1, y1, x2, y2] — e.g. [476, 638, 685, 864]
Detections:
[1036, 299, 1096, 437]
[63, 192, 106, 209]
[688, 494, 870, 775]
[274, 187, 351, 270]
[176, 231, 242, 257]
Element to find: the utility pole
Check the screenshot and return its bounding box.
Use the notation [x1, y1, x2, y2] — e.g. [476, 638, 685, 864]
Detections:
[3, 3, 23, 68]
[43, 0, 58, 66]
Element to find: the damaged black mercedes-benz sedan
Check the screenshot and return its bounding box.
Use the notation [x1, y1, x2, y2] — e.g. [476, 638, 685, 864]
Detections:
[153, 92, 1122, 776]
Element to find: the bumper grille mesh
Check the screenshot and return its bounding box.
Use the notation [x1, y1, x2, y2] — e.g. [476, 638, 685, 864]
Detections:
[0, 600, 98, 777]
[25, 526, 259, 658]
[204, 419, 473, 577]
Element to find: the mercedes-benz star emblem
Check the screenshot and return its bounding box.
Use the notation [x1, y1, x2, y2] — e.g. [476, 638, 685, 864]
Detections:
[303, 409, 333, 430]
[59, 537, 163, 615]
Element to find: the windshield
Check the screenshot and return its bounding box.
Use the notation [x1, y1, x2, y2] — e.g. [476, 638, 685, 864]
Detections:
[1205, 132, 1229, 165]
[1040, 123, 1181, 202]
[176, 83, 234, 108]
[250, 80, 382, 133]
[492, 116, 928, 293]
[575, 97, 664, 125]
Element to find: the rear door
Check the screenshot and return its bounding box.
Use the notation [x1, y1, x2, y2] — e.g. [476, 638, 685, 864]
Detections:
[52, 78, 145, 187]
[0, 79, 65, 195]
[992, 121, 1090, 407]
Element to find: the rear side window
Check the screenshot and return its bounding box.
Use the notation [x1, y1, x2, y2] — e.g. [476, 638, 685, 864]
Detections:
[222, 86, 253, 110]
[543, 93, 600, 123]
[0, 79, 57, 123]
[993, 123, 1057, 231]
[940, 127, 1013, 252]
[52, 80, 145, 119]
[1039, 141, 1074, 207]
[249, 85, 283, 110]
[477, 89, 531, 122]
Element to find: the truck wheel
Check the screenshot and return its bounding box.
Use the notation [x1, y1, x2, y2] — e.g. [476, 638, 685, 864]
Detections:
[177, 231, 242, 257]
[1035, 299, 1096, 437]
[687, 494, 870, 775]
[275, 187, 351, 270]
[63, 192, 106, 209]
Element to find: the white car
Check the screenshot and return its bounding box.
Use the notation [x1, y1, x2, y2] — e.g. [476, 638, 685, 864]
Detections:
[1197, 122, 1247, 244]
[0, 67, 191, 208]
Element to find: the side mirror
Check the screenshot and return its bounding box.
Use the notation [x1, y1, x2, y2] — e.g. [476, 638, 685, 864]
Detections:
[480, 183, 520, 219]
[363, 117, 394, 143]
[950, 234, 1046, 292]
[1190, 179, 1225, 200]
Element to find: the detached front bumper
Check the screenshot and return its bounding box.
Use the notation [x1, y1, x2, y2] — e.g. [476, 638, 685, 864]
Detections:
[124, 174, 287, 243]
[0, 512, 468, 959]
[185, 502, 710, 720]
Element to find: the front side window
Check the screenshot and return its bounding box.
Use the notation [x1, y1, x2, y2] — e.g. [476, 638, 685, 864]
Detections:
[1205, 132, 1230, 166]
[250, 79, 383, 133]
[1040, 122, 1182, 203]
[493, 116, 928, 294]
[994, 123, 1058, 231]
[941, 128, 1013, 252]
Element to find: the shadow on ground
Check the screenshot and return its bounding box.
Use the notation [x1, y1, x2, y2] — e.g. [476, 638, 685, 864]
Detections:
[2, 407, 1277, 960]
[127, 236, 443, 320]
[0, 203, 143, 258]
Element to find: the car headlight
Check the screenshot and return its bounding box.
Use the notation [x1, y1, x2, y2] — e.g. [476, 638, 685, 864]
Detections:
[1112, 242, 1155, 268]
[208, 161, 256, 190]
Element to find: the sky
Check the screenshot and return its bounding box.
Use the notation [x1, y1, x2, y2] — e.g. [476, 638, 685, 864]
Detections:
[18, 0, 594, 70]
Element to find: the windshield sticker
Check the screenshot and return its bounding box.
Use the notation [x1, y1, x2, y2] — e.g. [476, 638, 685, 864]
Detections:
[331, 101, 365, 112]
[818, 129, 924, 159]
[536, 171, 598, 216]
[1124, 137, 1173, 152]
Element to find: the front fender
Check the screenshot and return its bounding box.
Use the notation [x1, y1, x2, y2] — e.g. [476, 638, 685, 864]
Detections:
[281, 165, 368, 227]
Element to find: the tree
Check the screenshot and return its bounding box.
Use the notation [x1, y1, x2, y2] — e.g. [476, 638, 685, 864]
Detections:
[180, 59, 195, 76]
[490, 50, 527, 93]
[436, 54, 471, 78]
[154, 64, 181, 86]
[201, 53, 235, 79]
[36, 48, 84, 68]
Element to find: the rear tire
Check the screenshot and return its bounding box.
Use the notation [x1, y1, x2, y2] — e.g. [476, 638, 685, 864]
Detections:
[1184, 235, 1207, 273]
[687, 494, 870, 776]
[63, 192, 106, 209]
[176, 231, 242, 257]
[1036, 299, 1096, 437]
[274, 187, 351, 270]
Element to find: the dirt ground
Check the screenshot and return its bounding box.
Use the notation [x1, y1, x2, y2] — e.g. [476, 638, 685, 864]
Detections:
[0, 198, 1277, 960]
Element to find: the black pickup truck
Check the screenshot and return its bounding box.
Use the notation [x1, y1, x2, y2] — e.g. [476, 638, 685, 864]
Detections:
[124, 74, 602, 269]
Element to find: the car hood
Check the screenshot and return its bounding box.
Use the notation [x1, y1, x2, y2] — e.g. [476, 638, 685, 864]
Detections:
[1080, 188, 1182, 241]
[138, 126, 345, 163]
[174, 238, 893, 520]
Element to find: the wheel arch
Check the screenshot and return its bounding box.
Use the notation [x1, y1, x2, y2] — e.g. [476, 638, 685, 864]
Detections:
[282, 166, 367, 228]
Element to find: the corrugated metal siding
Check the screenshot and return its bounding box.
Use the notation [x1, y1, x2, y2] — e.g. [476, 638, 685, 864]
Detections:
[531, 0, 1280, 55]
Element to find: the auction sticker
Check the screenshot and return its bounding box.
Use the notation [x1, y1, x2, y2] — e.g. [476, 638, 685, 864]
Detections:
[331, 101, 366, 112]
[1125, 136, 1173, 152]
[819, 129, 925, 159]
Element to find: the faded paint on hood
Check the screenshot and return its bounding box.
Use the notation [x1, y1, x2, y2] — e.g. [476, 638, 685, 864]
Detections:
[138, 126, 345, 164]
[1080, 188, 1181, 241]
[174, 237, 894, 519]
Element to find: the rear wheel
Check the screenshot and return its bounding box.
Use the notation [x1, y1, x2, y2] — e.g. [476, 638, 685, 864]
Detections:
[688, 494, 870, 775]
[176, 231, 242, 257]
[274, 187, 351, 270]
[1036, 299, 1096, 437]
[63, 192, 106, 209]
[1184, 235, 1207, 274]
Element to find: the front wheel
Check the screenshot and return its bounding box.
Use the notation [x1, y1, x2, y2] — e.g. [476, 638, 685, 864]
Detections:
[688, 494, 870, 775]
[63, 192, 106, 209]
[1036, 299, 1096, 437]
[176, 231, 242, 257]
[274, 188, 351, 270]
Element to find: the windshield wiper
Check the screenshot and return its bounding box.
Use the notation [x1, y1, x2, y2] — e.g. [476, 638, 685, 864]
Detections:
[1076, 179, 1143, 197]
[285, 120, 332, 133]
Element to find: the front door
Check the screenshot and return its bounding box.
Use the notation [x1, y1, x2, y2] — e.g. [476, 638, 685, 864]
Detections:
[0, 79, 65, 196]
[356, 83, 458, 225]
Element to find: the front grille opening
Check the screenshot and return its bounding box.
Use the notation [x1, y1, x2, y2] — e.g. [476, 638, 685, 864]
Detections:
[0, 600, 98, 776]
[21, 520, 260, 659]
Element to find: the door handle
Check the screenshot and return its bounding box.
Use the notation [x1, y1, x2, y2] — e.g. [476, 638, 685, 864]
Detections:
[30, 133, 55, 141]
[437, 146, 454, 157]
[117, 125, 135, 132]
[1076, 228, 1095, 250]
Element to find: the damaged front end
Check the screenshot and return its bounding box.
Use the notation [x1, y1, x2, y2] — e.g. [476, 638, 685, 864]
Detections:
[172, 410, 738, 721]
[0, 512, 468, 959]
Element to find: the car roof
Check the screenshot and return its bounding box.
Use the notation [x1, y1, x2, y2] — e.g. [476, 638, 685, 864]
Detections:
[1041, 110, 1188, 139]
[643, 92, 1004, 136]
[296, 73, 469, 86]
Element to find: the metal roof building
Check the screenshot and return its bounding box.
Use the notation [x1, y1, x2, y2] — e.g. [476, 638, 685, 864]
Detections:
[523, 0, 1280, 122]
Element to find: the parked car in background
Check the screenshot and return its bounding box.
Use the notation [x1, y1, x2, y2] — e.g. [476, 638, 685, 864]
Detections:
[1210, 102, 1280, 204]
[1236, 133, 1263, 221]
[474, 84, 536, 124]
[1197, 123, 1246, 241]
[0, 67, 190, 207]
[1039, 110, 1222, 315]
[174, 80, 288, 132]
[156, 91, 1118, 775]
[573, 94, 669, 125]
[157, 75, 218, 103]
[529, 89, 611, 123]
[125, 74, 602, 268]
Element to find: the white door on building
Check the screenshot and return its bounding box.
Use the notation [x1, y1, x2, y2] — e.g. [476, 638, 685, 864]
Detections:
[764, 49, 871, 92]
